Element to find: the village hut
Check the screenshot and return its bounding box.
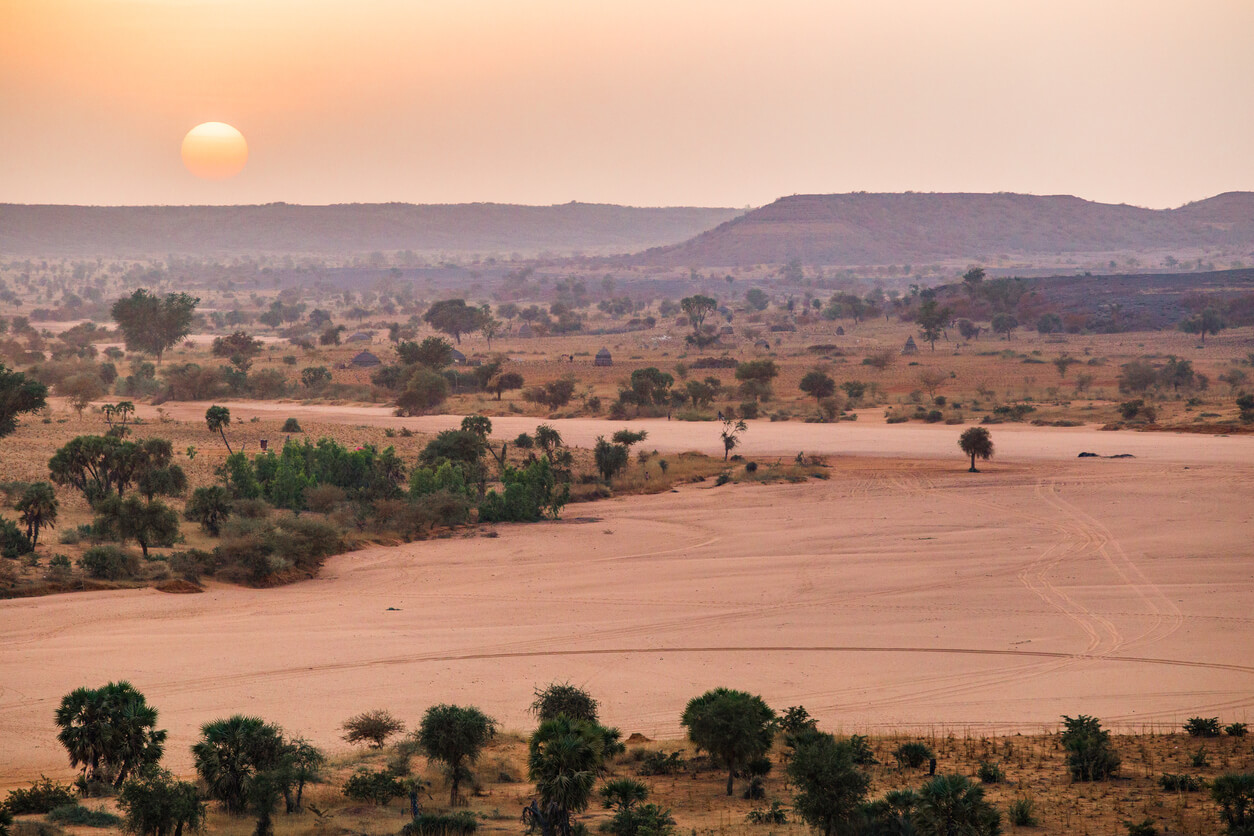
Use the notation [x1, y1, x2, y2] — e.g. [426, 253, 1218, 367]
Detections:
[346, 332, 372, 343]
[349, 350, 381, 367]
[836, 326, 845, 336]
[754, 339, 771, 350]
[517, 321, 534, 338]
[902, 336, 919, 355]
[450, 349, 467, 365]
[594, 347, 613, 367]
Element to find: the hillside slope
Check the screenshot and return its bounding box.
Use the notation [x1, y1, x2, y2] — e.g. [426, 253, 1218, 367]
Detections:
[625, 191, 1254, 267]
[0, 202, 743, 257]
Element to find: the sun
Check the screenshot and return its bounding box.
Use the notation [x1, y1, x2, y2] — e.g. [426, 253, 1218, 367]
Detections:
[181, 122, 248, 180]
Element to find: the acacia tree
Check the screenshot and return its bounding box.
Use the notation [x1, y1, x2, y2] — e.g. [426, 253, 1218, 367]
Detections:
[341, 710, 405, 749]
[0, 364, 48, 438]
[94, 494, 180, 558]
[111, 289, 199, 364]
[15, 481, 58, 548]
[958, 427, 994, 473]
[55, 681, 167, 787]
[681, 687, 776, 796]
[423, 299, 487, 345]
[416, 704, 497, 806]
[915, 298, 951, 351]
[680, 295, 717, 331]
[1180, 308, 1226, 345]
[799, 370, 836, 411]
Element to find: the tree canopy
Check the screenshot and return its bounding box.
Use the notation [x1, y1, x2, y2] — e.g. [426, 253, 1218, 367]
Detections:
[55, 681, 167, 787]
[958, 427, 994, 473]
[681, 688, 775, 796]
[111, 289, 199, 364]
[424, 299, 488, 344]
[0, 363, 48, 438]
[416, 704, 497, 806]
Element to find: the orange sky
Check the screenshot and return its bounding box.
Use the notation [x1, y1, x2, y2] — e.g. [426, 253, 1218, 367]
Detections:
[2, 0, 1251, 208]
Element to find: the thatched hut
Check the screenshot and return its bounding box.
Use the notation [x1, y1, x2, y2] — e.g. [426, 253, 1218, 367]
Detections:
[349, 350, 381, 367]
[902, 336, 919, 355]
[594, 347, 613, 366]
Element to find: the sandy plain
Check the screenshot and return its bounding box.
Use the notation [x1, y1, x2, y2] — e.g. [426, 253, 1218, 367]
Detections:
[2, 416, 1252, 787]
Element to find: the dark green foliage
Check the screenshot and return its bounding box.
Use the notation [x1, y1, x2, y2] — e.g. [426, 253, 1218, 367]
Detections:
[1179, 308, 1226, 344]
[787, 733, 869, 836]
[93, 495, 179, 558]
[49, 435, 175, 505]
[599, 779, 647, 811]
[54, 682, 166, 788]
[0, 807, 10, 836]
[1007, 798, 1037, 827]
[1159, 773, 1203, 792]
[735, 360, 778, 402]
[214, 515, 344, 584]
[47, 804, 122, 827]
[342, 768, 407, 806]
[77, 545, 141, 580]
[478, 458, 569, 522]
[184, 486, 233, 535]
[397, 336, 456, 368]
[913, 774, 1002, 836]
[398, 368, 450, 415]
[2, 778, 77, 814]
[1227, 722, 1249, 737]
[280, 418, 302, 433]
[528, 715, 610, 836]
[423, 299, 488, 345]
[191, 715, 287, 815]
[0, 363, 49, 438]
[300, 366, 331, 389]
[1211, 773, 1254, 834]
[117, 768, 205, 836]
[958, 427, 994, 472]
[1061, 715, 1120, 782]
[217, 437, 406, 509]
[977, 762, 1004, 784]
[745, 801, 788, 825]
[15, 481, 58, 548]
[593, 437, 630, 482]
[799, 370, 836, 405]
[402, 811, 479, 836]
[1119, 399, 1157, 422]
[1238, 394, 1254, 424]
[605, 803, 676, 836]
[1185, 717, 1222, 737]
[416, 704, 497, 806]
[341, 709, 405, 748]
[1125, 819, 1157, 836]
[848, 735, 877, 766]
[0, 516, 33, 559]
[681, 688, 776, 797]
[892, 741, 934, 769]
[531, 683, 599, 724]
[779, 706, 818, 736]
[636, 751, 685, 777]
[524, 377, 577, 410]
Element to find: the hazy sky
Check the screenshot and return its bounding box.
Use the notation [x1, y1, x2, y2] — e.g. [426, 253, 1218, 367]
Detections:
[2, 0, 1252, 208]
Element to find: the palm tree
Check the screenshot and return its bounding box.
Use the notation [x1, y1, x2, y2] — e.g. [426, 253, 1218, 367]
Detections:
[55, 681, 166, 787]
[192, 715, 286, 815]
[528, 716, 607, 836]
[15, 481, 58, 548]
[958, 427, 994, 473]
[912, 774, 1001, 836]
[205, 405, 233, 453]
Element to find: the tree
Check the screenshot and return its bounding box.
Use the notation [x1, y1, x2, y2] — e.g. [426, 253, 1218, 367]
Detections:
[191, 715, 287, 815]
[957, 319, 980, 341]
[917, 368, 948, 399]
[735, 360, 778, 402]
[424, 299, 487, 345]
[528, 715, 608, 836]
[118, 769, 206, 836]
[417, 704, 497, 806]
[787, 734, 869, 836]
[0, 363, 48, 438]
[990, 312, 1018, 341]
[15, 481, 58, 548]
[184, 485, 233, 535]
[55, 681, 167, 787]
[958, 427, 994, 473]
[205, 406, 233, 454]
[211, 332, 264, 369]
[486, 371, 524, 400]
[397, 336, 456, 368]
[680, 295, 717, 331]
[531, 683, 599, 723]
[300, 366, 331, 390]
[962, 267, 985, 294]
[594, 436, 630, 481]
[397, 368, 450, 416]
[1118, 360, 1160, 394]
[720, 418, 747, 461]
[342, 710, 405, 749]
[1211, 773, 1254, 834]
[915, 298, 951, 351]
[1053, 355, 1078, 379]
[744, 288, 769, 312]
[1180, 308, 1226, 345]
[111, 289, 199, 364]
[1061, 714, 1120, 781]
[799, 370, 836, 409]
[913, 773, 1002, 836]
[61, 373, 105, 418]
[94, 494, 180, 558]
[681, 688, 775, 796]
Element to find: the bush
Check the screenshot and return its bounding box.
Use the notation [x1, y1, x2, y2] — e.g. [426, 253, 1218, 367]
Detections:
[77, 546, 140, 580]
[848, 735, 877, 765]
[1159, 773, 1203, 792]
[1061, 714, 1120, 781]
[281, 418, 302, 433]
[0, 518, 32, 559]
[976, 761, 1004, 783]
[342, 709, 405, 748]
[342, 767, 407, 806]
[1185, 717, 1222, 737]
[1008, 798, 1037, 827]
[637, 750, 685, 776]
[1125, 819, 1157, 836]
[402, 812, 479, 836]
[3, 778, 78, 814]
[47, 804, 122, 828]
[530, 682, 599, 723]
[1226, 722, 1248, 737]
[892, 741, 934, 769]
[745, 801, 787, 825]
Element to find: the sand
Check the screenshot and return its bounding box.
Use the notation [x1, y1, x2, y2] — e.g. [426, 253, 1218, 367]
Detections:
[2, 417, 1252, 786]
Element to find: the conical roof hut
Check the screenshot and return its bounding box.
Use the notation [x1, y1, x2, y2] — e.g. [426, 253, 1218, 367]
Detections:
[594, 347, 613, 366]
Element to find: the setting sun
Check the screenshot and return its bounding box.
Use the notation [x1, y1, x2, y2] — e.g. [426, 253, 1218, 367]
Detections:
[181, 122, 248, 180]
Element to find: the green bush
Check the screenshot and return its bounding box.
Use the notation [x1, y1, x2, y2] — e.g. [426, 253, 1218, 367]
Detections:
[3, 777, 78, 814]
[606, 803, 676, 836]
[342, 768, 407, 806]
[401, 811, 479, 836]
[47, 804, 122, 828]
[637, 750, 685, 776]
[1125, 819, 1157, 836]
[1185, 717, 1222, 737]
[0, 518, 33, 559]
[1226, 722, 1248, 738]
[1008, 798, 1037, 827]
[1061, 714, 1120, 781]
[892, 741, 934, 769]
[281, 418, 302, 433]
[976, 761, 1004, 784]
[745, 801, 787, 825]
[77, 546, 140, 580]
[1159, 773, 1203, 792]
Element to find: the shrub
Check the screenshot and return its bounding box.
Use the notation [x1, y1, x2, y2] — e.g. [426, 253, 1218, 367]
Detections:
[1159, 773, 1203, 792]
[3, 777, 78, 814]
[1226, 722, 1248, 737]
[47, 804, 122, 827]
[976, 761, 1004, 783]
[892, 741, 934, 769]
[1185, 717, 1222, 737]
[848, 735, 877, 765]
[342, 709, 405, 748]
[402, 811, 478, 836]
[0, 518, 32, 559]
[77, 545, 140, 580]
[281, 418, 302, 433]
[637, 750, 685, 776]
[304, 484, 346, 514]
[1211, 773, 1254, 834]
[342, 767, 407, 806]
[1061, 714, 1120, 781]
[1008, 798, 1037, 827]
[606, 803, 676, 836]
[745, 801, 788, 825]
[531, 682, 598, 723]
[1125, 819, 1157, 836]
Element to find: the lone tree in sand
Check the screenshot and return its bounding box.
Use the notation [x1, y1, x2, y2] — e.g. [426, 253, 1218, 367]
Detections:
[958, 427, 994, 473]
[416, 704, 497, 806]
[111, 289, 199, 365]
[681, 687, 775, 796]
[205, 405, 233, 453]
[720, 417, 748, 461]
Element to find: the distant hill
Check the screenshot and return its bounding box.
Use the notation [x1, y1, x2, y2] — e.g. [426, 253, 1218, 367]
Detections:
[0, 202, 743, 258]
[623, 192, 1254, 267]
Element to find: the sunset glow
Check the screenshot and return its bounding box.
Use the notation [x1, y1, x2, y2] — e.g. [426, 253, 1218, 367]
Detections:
[181, 122, 248, 180]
